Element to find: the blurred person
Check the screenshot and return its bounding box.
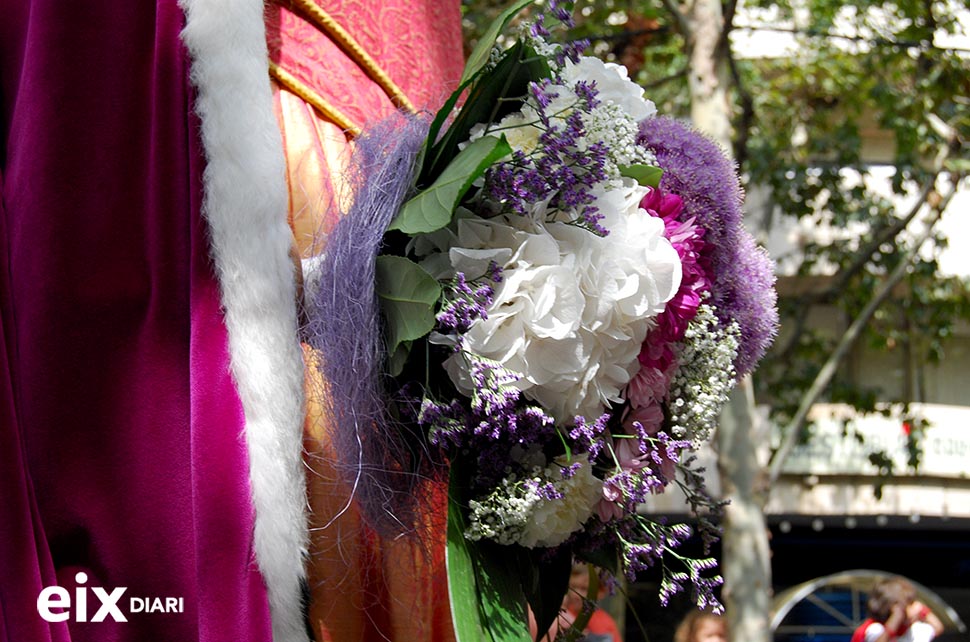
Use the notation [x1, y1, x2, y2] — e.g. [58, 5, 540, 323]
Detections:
[534, 565, 621, 642]
[674, 609, 727, 642]
[851, 577, 945, 642]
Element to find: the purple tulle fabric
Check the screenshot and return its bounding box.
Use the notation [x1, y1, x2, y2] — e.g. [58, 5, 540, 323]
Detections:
[304, 114, 431, 536]
[638, 117, 778, 377]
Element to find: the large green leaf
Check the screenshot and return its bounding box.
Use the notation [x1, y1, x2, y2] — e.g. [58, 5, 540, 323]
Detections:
[423, 41, 549, 184]
[447, 473, 532, 642]
[389, 135, 511, 235]
[521, 547, 572, 642]
[375, 255, 440, 375]
[447, 476, 488, 642]
[424, 0, 534, 165]
[619, 164, 664, 188]
[475, 543, 532, 642]
[461, 0, 535, 86]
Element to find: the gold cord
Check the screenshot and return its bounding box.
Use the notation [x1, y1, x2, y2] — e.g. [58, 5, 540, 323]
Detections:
[269, 62, 362, 137]
[286, 0, 417, 114]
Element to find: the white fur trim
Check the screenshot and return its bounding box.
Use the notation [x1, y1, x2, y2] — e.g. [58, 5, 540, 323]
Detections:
[179, 2, 309, 641]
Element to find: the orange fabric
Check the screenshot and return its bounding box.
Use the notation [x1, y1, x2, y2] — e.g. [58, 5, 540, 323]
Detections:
[302, 348, 453, 642]
[268, 3, 464, 641]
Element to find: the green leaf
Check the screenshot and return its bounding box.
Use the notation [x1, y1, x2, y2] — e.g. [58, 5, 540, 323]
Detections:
[447, 471, 532, 642]
[386, 341, 412, 379]
[522, 547, 572, 641]
[475, 543, 532, 642]
[390, 135, 511, 235]
[447, 487, 489, 642]
[461, 0, 535, 86]
[375, 255, 441, 372]
[945, 158, 970, 173]
[619, 164, 664, 188]
[579, 545, 620, 577]
[424, 2, 538, 176]
[423, 41, 549, 183]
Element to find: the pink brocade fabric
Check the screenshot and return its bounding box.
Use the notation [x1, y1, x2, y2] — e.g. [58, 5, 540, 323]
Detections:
[0, 2, 272, 641]
[265, 0, 463, 126]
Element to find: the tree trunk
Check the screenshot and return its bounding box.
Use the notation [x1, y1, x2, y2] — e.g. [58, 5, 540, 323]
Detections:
[682, 0, 773, 638]
[716, 380, 772, 642]
[686, 0, 732, 152]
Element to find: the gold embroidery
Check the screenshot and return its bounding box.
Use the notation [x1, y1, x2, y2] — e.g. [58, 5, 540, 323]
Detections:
[284, 0, 417, 114]
[269, 62, 362, 137]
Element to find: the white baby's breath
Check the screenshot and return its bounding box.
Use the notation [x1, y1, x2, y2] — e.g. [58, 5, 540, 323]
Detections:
[668, 302, 740, 447]
[466, 457, 603, 548]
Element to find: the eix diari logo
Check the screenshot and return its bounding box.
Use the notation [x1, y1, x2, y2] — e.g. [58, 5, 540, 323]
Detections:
[36, 572, 184, 623]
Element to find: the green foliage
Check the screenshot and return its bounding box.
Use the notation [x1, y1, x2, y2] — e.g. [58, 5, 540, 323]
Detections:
[447, 473, 539, 642]
[463, 0, 536, 85]
[392, 135, 512, 234]
[421, 40, 550, 184]
[619, 163, 664, 186]
[375, 255, 442, 376]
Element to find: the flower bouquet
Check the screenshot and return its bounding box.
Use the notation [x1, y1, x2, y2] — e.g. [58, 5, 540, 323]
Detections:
[305, 1, 777, 639]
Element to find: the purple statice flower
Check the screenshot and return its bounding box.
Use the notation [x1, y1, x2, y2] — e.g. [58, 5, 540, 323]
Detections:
[525, 477, 564, 500]
[436, 270, 498, 335]
[529, 14, 551, 40]
[547, 0, 574, 26]
[529, 79, 557, 112]
[568, 413, 611, 459]
[638, 117, 778, 377]
[572, 80, 600, 110]
[555, 38, 589, 67]
[559, 460, 582, 479]
[415, 355, 559, 491]
[480, 78, 612, 236]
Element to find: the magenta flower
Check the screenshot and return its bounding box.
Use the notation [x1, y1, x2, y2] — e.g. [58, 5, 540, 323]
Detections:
[638, 117, 778, 377]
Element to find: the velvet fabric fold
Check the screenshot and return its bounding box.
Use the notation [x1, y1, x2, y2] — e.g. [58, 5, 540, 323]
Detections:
[0, 2, 273, 640]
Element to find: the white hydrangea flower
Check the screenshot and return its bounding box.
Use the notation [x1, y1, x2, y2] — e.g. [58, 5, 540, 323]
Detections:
[420, 180, 681, 424]
[561, 56, 656, 123]
[517, 457, 603, 548]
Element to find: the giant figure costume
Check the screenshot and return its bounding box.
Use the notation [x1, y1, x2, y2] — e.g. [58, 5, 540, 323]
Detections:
[0, 1, 462, 641]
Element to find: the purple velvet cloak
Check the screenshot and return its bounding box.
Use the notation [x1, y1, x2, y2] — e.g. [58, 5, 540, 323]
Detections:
[1, 1, 305, 641]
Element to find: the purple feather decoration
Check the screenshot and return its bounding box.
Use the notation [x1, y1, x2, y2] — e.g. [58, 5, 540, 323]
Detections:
[304, 114, 431, 536]
[638, 117, 778, 377]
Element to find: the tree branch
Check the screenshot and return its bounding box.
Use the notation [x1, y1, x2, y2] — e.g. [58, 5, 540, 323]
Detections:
[721, 0, 739, 45]
[771, 122, 960, 366]
[767, 186, 957, 486]
[821, 181, 937, 298]
[660, 0, 690, 38]
[643, 69, 688, 90]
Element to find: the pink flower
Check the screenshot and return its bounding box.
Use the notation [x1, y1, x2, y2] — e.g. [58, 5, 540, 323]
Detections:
[596, 480, 625, 522]
[626, 366, 671, 409]
[640, 186, 684, 223]
[623, 187, 710, 412]
[623, 401, 664, 435]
